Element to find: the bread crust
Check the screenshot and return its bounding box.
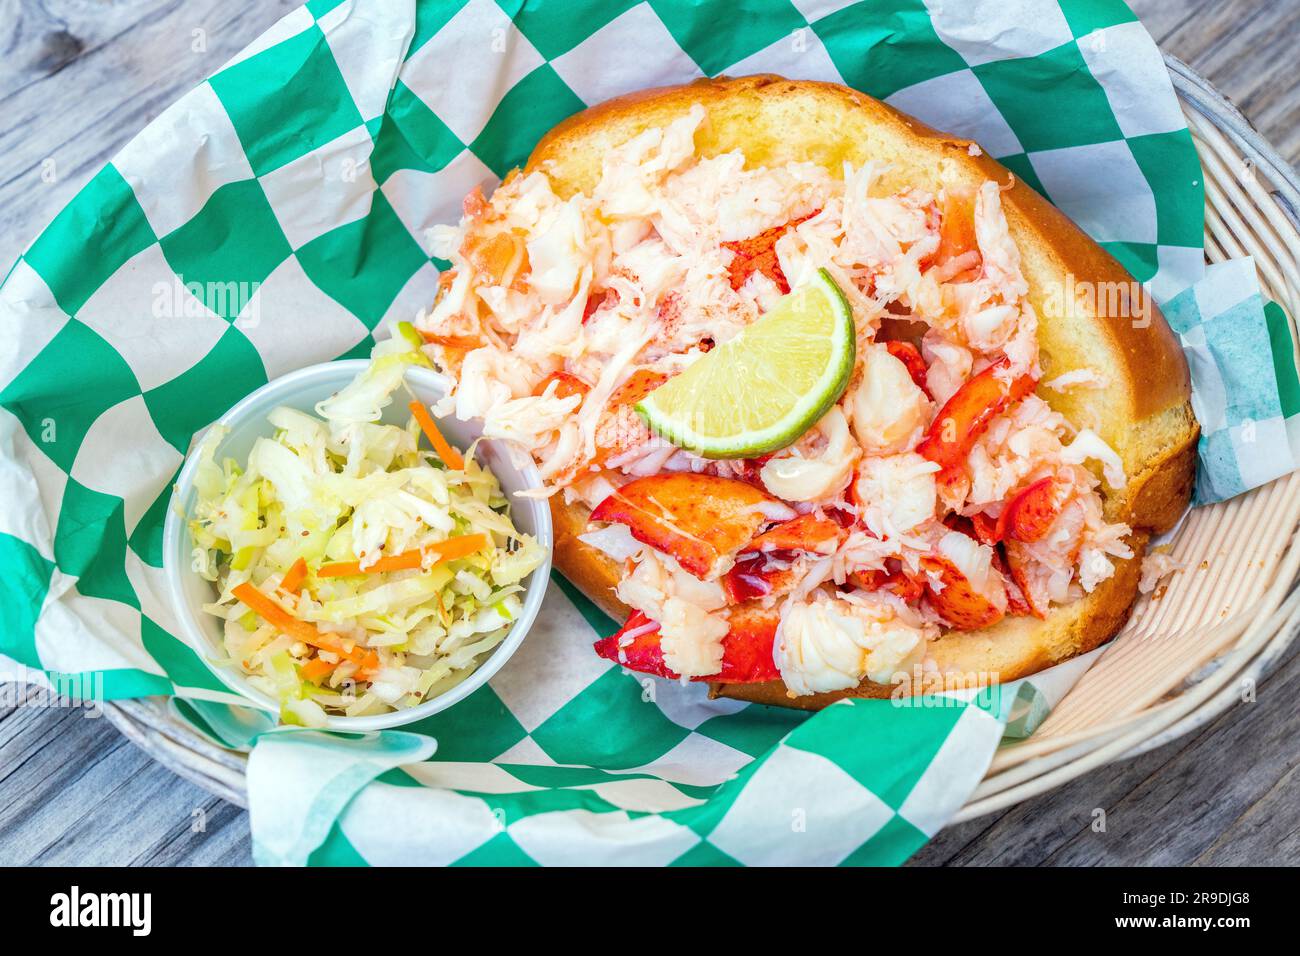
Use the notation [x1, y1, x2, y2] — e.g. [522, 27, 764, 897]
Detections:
[531, 76, 1198, 707]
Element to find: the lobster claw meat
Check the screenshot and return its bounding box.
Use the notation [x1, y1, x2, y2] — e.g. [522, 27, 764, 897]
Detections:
[849, 564, 926, 602]
[533, 370, 590, 401]
[935, 186, 980, 266]
[464, 228, 528, 290]
[721, 212, 818, 294]
[917, 358, 1037, 478]
[609, 368, 669, 407]
[722, 554, 798, 604]
[592, 368, 671, 465]
[589, 473, 782, 579]
[723, 514, 844, 603]
[994, 546, 1034, 616]
[582, 287, 619, 324]
[593, 611, 675, 679]
[1001, 540, 1050, 619]
[933, 465, 971, 509]
[997, 475, 1075, 543]
[968, 511, 1001, 545]
[920, 543, 1008, 631]
[717, 601, 783, 683]
[743, 513, 846, 556]
[883, 340, 931, 398]
[962, 474, 1074, 548]
[593, 603, 781, 684]
[462, 186, 489, 220]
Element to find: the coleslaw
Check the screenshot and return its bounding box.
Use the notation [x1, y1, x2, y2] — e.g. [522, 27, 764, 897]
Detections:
[186, 328, 545, 725]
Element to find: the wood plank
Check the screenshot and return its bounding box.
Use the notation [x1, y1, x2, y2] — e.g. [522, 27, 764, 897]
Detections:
[1192, 763, 1300, 866]
[0, 0, 296, 270]
[0, 690, 252, 864]
[914, 637, 1300, 865]
[1131, 0, 1300, 164]
[1053, 637, 1299, 866]
[1127, 0, 1216, 42]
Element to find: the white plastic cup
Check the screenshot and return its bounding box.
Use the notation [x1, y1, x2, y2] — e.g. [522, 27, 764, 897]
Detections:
[161, 360, 553, 731]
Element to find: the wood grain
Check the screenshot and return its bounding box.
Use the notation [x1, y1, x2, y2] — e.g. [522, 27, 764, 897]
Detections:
[910, 639, 1299, 866]
[0, 0, 300, 272]
[1133, 0, 1300, 165]
[0, 0, 1296, 867]
[0, 690, 249, 865]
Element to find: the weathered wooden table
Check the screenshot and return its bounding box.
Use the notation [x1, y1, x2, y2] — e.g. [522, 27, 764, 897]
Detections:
[1, 0, 1296, 866]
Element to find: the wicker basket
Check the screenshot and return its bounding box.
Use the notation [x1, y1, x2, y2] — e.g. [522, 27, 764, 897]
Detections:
[102, 54, 1300, 818]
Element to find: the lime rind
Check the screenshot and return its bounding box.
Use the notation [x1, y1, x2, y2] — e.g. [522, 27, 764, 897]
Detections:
[634, 269, 856, 459]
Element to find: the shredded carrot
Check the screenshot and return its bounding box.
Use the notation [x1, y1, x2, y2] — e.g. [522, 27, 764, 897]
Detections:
[232, 582, 379, 671]
[408, 400, 465, 470]
[298, 657, 335, 683]
[316, 533, 489, 578]
[301, 656, 374, 685]
[318, 551, 423, 577]
[279, 558, 308, 594]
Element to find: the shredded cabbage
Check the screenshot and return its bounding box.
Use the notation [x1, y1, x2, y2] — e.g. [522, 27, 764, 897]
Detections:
[188, 329, 544, 726]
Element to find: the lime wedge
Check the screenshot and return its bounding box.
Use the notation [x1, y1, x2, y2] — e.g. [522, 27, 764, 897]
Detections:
[636, 269, 856, 459]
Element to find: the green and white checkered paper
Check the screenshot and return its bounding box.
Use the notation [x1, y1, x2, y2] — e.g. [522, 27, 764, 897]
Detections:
[0, 0, 1291, 865]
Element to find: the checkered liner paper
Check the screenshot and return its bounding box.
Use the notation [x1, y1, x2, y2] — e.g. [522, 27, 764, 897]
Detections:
[2, 0, 1296, 866]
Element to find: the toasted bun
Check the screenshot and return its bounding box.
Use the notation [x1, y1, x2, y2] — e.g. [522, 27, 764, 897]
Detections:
[528, 76, 1198, 707]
